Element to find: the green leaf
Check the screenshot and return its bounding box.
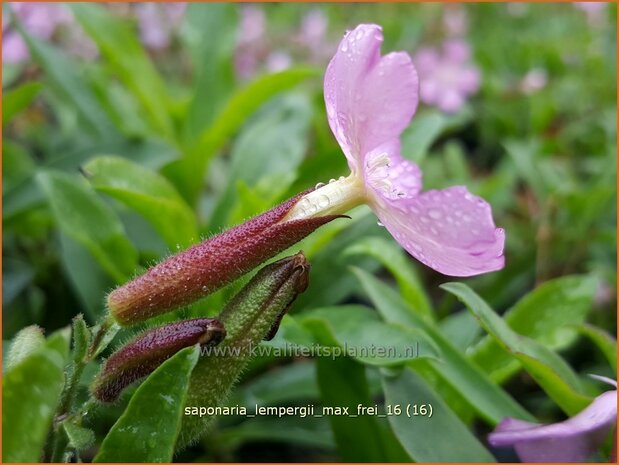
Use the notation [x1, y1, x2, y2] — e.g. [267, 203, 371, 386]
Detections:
[37, 170, 138, 283]
[442, 282, 592, 415]
[14, 23, 114, 138]
[185, 68, 319, 201]
[382, 369, 494, 462]
[63, 423, 95, 452]
[6, 325, 44, 370]
[470, 275, 597, 383]
[3, 331, 70, 462]
[69, 3, 173, 137]
[299, 305, 438, 366]
[83, 156, 198, 248]
[578, 324, 617, 374]
[3, 141, 35, 195]
[401, 109, 471, 163]
[181, 3, 237, 143]
[230, 360, 318, 408]
[353, 268, 533, 424]
[2, 81, 42, 125]
[72, 315, 91, 364]
[94, 346, 200, 462]
[343, 237, 433, 322]
[317, 356, 410, 462]
[209, 95, 311, 229]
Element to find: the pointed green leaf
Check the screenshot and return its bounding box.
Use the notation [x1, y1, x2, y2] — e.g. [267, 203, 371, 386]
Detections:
[2, 81, 42, 125]
[442, 282, 592, 415]
[318, 356, 410, 462]
[343, 237, 433, 321]
[14, 22, 114, 138]
[353, 268, 533, 424]
[382, 368, 494, 462]
[69, 3, 173, 137]
[578, 324, 617, 374]
[94, 346, 200, 462]
[300, 305, 438, 366]
[37, 170, 138, 283]
[470, 275, 597, 383]
[83, 156, 198, 248]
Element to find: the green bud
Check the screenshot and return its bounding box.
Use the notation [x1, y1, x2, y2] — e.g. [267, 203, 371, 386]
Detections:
[177, 252, 310, 448]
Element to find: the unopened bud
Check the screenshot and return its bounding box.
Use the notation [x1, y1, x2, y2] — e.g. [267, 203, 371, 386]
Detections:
[178, 253, 310, 447]
[91, 318, 225, 402]
[108, 190, 342, 325]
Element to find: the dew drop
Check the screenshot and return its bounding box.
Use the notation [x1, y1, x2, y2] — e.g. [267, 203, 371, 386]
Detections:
[377, 221, 384, 227]
[315, 182, 326, 189]
[317, 195, 330, 209]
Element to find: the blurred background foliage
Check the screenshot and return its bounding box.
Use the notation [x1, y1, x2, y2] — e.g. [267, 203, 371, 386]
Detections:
[2, 2, 617, 462]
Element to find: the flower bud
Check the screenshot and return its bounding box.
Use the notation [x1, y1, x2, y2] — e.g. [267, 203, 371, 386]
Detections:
[91, 318, 225, 402]
[177, 252, 310, 447]
[108, 190, 342, 325]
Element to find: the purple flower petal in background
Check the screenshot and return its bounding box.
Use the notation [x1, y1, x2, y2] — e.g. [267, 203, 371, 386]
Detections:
[284, 24, 504, 277]
[414, 38, 481, 113]
[489, 377, 617, 462]
[235, 5, 266, 79]
[135, 2, 187, 51]
[520, 67, 548, 95]
[265, 51, 292, 73]
[442, 4, 468, 37]
[3, 2, 72, 63]
[574, 2, 608, 25]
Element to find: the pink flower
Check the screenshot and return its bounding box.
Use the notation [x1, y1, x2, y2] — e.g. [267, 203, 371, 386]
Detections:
[284, 24, 504, 277]
[488, 376, 617, 462]
[414, 39, 481, 113]
[575, 2, 607, 24]
[135, 3, 187, 51]
[3, 2, 72, 64]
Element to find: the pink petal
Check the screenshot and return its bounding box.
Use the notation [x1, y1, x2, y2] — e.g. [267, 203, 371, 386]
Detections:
[373, 185, 505, 276]
[324, 24, 418, 173]
[363, 140, 422, 201]
[489, 390, 617, 462]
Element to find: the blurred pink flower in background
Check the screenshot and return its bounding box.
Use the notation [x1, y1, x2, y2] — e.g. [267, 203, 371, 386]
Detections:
[574, 2, 607, 25]
[235, 5, 266, 79]
[2, 2, 71, 63]
[442, 4, 468, 37]
[135, 2, 187, 51]
[299, 9, 328, 45]
[414, 39, 481, 113]
[265, 51, 292, 73]
[519, 67, 548, 95]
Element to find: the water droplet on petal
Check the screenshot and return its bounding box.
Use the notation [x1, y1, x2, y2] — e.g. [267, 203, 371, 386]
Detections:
[377, 221, 384, 227]
[315, 182, 326, 189]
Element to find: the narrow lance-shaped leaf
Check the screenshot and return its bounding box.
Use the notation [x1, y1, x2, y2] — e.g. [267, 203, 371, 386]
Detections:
[442, 282, 592, 415]
[83, 156, 199, 248]
[37, 170, 138, 283]
[382, 368, 495, 462]
[469, 275, 597, 383]
[353, 267, 534, 424]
